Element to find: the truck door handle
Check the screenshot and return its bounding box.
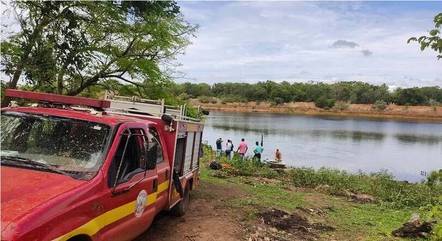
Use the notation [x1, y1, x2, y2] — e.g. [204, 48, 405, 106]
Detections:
[165, 169, 169, 179]
[153, 179, 158, 192]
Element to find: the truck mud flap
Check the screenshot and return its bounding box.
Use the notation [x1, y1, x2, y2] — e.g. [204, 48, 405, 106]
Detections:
[173, 170, 184, 198]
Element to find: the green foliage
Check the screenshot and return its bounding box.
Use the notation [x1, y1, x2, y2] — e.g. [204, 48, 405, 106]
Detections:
[173, 81, 442, 106]
[420, 198, 442, 240]
[333, 101, 350, 111]
[1, 1, 196, 96]
[220, 95, 247, 104]
[209, 147, 442, 208]
[198, 96, 217, 104]
[289, 168, 442, 208]
[221, 155, 278, 179]
[372, 100, 387, 111]
[314, 96, 336, 109]
[427, 169, 442, 187]
[408, 13, 442, 59]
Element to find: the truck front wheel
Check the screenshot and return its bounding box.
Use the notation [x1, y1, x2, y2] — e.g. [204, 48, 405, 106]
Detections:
[172, 184, 190, 217]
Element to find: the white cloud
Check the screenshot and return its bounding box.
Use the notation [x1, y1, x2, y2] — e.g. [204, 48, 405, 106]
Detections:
[331, 40, 359, 48]
[176, 1, 442, 87]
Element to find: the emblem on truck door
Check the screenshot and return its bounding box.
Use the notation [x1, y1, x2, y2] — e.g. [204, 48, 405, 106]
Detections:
[135, 190, 147, 217]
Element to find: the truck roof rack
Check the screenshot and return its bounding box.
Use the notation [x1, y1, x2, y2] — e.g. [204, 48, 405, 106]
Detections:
[4, 89, 111, 109]
[104, 92, 201, 122]
[4, 89, 201, 122]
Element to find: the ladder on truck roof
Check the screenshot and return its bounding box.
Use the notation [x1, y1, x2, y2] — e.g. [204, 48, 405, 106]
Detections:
[3, 89, 201, 122]
[104, 92, 200, 122]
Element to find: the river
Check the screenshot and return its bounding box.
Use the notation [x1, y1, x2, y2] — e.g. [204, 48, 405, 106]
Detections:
[202, 111, 442, 182]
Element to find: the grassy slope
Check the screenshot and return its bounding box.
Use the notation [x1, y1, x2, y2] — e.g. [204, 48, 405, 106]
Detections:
[199, 164, 423, 241]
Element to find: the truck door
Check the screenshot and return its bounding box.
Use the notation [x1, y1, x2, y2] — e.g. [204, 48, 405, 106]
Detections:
[147, 127, 170, 211]
[100, 125, 158, 241]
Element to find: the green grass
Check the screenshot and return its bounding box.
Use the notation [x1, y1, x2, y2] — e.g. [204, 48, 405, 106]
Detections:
[201, 167, 419, 240]
[199, 146, 442, 240]
[326, 203, 413, 240]
[205, 146, 442, 209]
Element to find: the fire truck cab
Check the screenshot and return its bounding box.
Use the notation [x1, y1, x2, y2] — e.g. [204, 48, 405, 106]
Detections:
[1, 89, 204, 241]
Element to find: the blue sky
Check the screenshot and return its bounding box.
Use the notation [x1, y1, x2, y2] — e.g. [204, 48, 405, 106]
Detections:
[175, 1, 442, 87]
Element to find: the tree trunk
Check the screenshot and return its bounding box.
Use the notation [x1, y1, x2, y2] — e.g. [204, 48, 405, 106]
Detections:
[2, 15, 50, 107]
[57, 67, 66, 94]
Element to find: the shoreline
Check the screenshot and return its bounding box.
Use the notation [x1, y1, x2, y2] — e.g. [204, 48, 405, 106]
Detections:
[196, 101, 442, 122]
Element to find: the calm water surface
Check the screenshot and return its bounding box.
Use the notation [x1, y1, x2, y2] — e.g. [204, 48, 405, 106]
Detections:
[203, 111, 442, 182]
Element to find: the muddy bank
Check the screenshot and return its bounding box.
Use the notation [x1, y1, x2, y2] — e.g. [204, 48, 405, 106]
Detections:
[194, 101, 442, 122]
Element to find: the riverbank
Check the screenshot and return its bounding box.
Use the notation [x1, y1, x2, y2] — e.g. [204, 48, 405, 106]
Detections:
[193, 148, 442, 240]
[136, 148, 441, 240]
[193, 100, 442, 122]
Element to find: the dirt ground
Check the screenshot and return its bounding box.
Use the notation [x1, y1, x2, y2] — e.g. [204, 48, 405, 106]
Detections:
[194, 100, 442, 121]
[135, 181, 247, 241]
[134, 179, 338, 241]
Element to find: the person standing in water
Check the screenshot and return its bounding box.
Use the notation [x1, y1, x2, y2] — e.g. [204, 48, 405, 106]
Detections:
[237, 138, 248, 160]
[225, 139, 234, 159]
[253, 141, 264, 162]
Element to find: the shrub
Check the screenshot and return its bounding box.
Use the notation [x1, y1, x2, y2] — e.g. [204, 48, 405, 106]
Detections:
[288, 167, 441, 208]
[429, 99, 440, 112]
[333, 101, 350, 111]
[178, 93, 190, 100]
[198, 96, 217, 104]
[314, 97, 336, 109]
[372, 100, 387, 111]
[202, 148, 442, 209]
[272, 97, 285, 106]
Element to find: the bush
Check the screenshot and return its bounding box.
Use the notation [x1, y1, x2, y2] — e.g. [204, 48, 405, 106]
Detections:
[288, 167, 441, 208]
[333, 101, 350, 111]
[202, 147, 442, 209]
[178, 93, 190, 100]
[198, 96, 217, 104]
[220, 95, 247, 103]
[271, 97, 285, 106]
[314, 97, 336, 109]
[429, 99, 440, 112]
[372, 100, 387, 111]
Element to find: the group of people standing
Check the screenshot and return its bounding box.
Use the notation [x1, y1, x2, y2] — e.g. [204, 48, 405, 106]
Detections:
[215, 137, 265, 161]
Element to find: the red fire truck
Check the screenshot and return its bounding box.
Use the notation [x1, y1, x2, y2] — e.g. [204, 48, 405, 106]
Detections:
[1, 89, 204, 241]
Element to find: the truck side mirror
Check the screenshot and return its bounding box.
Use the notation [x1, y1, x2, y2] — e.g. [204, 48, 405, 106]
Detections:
[145, 144, 157, 170]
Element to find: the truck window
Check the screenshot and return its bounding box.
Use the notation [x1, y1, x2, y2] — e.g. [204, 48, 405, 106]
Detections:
[147, 128, 163, 164]
[110, 128, 147, 185]
[0, 111, 111, 180]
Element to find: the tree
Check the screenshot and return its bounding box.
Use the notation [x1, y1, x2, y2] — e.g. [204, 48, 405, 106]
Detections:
[408, 13, 442, 59]
[1, 1, 196, 103]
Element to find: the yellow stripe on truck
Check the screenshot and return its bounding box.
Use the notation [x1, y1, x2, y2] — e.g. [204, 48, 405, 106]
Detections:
[52, 180, 170, 241]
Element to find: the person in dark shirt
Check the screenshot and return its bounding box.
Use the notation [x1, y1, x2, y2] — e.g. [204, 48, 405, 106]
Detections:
[215, 138, 223, 157]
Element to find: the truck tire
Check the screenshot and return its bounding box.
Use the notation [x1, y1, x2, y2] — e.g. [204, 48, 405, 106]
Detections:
[171, 184, 190, 217]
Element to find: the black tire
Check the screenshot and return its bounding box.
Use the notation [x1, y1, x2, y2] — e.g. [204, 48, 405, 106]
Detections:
[171, 185, 190, 217]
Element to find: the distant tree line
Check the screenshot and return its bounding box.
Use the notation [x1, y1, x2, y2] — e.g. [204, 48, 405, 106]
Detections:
[168, 81, 442, 108]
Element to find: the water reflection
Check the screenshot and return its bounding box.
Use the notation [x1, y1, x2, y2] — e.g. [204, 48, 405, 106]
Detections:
[213, 124, 386, 142]
[395, 134, 441, 145]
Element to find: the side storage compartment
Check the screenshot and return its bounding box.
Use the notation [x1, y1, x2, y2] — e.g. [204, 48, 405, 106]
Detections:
[170, 121, 203, 214]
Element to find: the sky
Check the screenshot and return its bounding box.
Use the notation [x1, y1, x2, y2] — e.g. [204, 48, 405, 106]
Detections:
[175, 1, 442, 87]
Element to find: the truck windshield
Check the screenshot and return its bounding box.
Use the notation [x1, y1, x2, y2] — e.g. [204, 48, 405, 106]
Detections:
[0, 111, 111, 180]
